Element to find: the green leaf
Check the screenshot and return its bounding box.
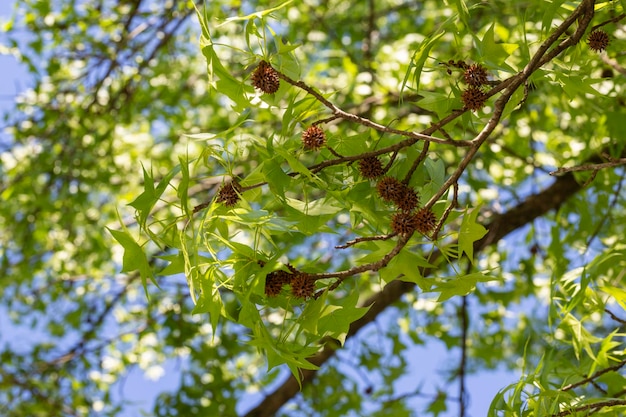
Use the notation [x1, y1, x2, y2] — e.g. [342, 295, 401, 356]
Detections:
[262, 157, 292, 197]
[157, 253, 186, 276]
[435, 272, 495, 302]
[107, 228, 156, 297]
[285, 197, 343, 216]
[217, 0, 294, 26]
[317, 289, 370, 343]
[476, 23, 518, 71]
[178, 156, 190, 218]
[451, 0, 470, 28]
[129, 164, 181, 229]
[416, 90, 456, 118]
[426, 391, 448, 416]
[200, 43, 251, 112]
[600, 286, 626, 311]
[402, 31, 445, 95]
[458, 206, 488, 263]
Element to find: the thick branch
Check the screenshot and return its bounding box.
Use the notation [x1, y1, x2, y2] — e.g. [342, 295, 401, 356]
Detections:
[243, 170, 584, 417]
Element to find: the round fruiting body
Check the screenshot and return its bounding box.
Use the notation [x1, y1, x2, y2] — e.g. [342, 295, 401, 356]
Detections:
[415, 208, 437, 235]
[265, 270, 291, 297]
[463, 63, 488, 87]
[358, 156, 384, 179]
[217, 181, 241, 207]
[290, 273, 315, 299]
[394, 186, 419, 212]
[302, 126, 326, 150]
[461, 87, 487, 112]
[376, 176, 404, 203]
[587, 30, 610, 52]
[391, 211, 418, 235]
[251, 60, 280, 94]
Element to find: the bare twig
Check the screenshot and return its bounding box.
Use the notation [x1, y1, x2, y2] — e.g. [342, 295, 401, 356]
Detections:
[591, 13, 626, 31]
[335, 233, 397, 249]
[605, 309, 626, 325]
[561, 358, 626, 392]
[431, 182, 458, 240]
[550, 158, 626, 176]
[277, 71, 470, 147]
[312, 233, 411, 281]
[553, 399, 626, 417]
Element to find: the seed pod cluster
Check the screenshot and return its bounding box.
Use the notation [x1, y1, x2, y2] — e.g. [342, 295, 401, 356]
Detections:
[264, 265, 315, 300]
[290, 272, 315, 299]
[302, 125, 327, 150]
[264, 270, 292, 297]
[461, 87, 488, 112]
[377, 176, 420, 212]
[391, 211, 419, 235]
[414, 207, 437, 235]
[217, 181, 242, 207]
[358, 156, 384, 179]
[251, 60, 280, 94]
[463, 63, 489, 87]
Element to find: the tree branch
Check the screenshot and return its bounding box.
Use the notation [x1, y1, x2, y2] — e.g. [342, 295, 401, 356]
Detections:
[243, 169, 585, 417]
[242, 3, 598, 415]
[550, 158, 626, 176]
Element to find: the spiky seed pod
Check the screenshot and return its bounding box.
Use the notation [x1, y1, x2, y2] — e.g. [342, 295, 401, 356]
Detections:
[414, 208, 437, 235]
[376, 176, 404, 203]
[464, 63, 488, 87]
[587, 30, 610, 52]
[302, 126, 326, 150]
[216, 181, 241, 207]
[290, 273, 315, 299]
[265, 270, 291, 297]
[358, 156, 384, 179]
[391, 211, 418, 235]
[394, 186, 420, 212]
[251, 60, 280, 94]
[461, 87, 487, 112]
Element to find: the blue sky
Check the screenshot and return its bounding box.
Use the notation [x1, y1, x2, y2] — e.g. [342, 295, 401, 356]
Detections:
[0, 2, 521, 416]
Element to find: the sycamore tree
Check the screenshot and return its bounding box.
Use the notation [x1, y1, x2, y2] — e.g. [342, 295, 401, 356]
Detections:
[1, 0, 626, 416]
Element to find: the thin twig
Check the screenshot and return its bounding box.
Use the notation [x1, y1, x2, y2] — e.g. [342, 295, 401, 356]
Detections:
[605, 309, 626, 325]
[553, 399, 626, 417]
[431, 182, 458, 240]
[550, 158, 626, 176]
[311, 233, 410, 281]
[335, 233, 397, 249]
[277, 71, 469, 147]
[561, 358, 626, 391]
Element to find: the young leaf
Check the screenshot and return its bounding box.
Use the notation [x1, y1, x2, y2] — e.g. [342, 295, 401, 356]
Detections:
[459, 206, 488, 263]
[107, 228, 156, 297]
[401, 31, 445, 95]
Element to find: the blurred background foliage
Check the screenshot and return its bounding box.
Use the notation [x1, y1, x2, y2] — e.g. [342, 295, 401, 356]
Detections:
[1, 0, 626, 416]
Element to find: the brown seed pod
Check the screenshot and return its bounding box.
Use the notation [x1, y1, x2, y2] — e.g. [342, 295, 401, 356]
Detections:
[265, 270, 291, 297]
[463, 63, 488, 87]
[390, 211, 418, 235]
[414, 208, 437, 235]
[216, 181, 242, 207]
[461, 87, 487, 112]
[587, 29, 610, 52]
[376, 176, 404, 203]
[302, 126, 326, 150]
[251, 60, 280, 94]
[394, 186, 420, 212]
[358, 156, 384, 179]
[290, 272, 315, 299]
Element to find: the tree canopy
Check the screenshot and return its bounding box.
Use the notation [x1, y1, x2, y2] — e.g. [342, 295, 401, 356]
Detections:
[1, 0, 626, 416]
